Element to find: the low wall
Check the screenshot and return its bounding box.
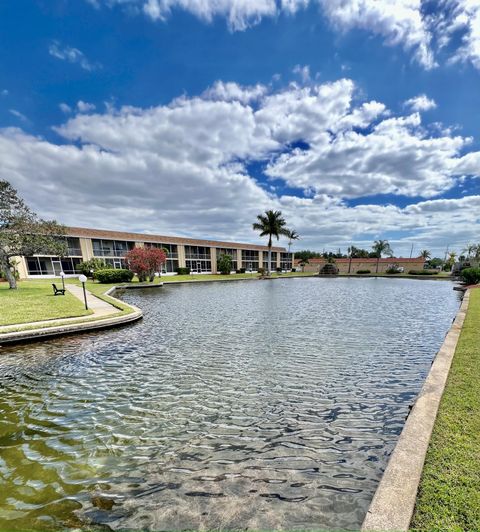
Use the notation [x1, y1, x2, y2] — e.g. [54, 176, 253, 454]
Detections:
[361, 289, 470, 531]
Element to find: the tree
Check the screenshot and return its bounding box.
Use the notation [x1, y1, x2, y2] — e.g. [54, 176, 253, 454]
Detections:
[295, 250, 323, 261]
[252, 210, 290, 276]
[299, 257, 309, 272]
[420, 249, 431, 260]
[285, 229, 300, 254]
[463, 244, 476, 259]
[372, 240, 393, 273]
[217, 253, 232, 275]
[0, 180, 66, 289]
[125, 247, 167, 282]
[76, 258, 108, 279]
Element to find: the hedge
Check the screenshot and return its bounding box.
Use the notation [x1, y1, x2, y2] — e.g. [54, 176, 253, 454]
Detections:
[409, 270, 439, 276]
[356, 270, 371, 274]
[95, 269, 134, 283]
[176, 267, 191, 275]
[461, 267, 480, 285]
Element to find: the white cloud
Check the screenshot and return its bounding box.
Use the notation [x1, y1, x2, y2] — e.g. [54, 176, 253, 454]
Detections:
[202, 81, 267, 103]
[9, 109, 28, 123]
[2, 78, 480, 255]
[318, 0, 436, 69]
[85, 0, 480, 70]
[404, 94, 437, 112]
[48, 40, 100, 71]
[59, 103, 72, 114]
[76, 100, 96, 113]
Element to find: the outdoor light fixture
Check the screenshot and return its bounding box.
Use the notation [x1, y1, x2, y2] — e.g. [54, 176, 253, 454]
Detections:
[59, 271, 65, 292]
[79, 274, 88, 310]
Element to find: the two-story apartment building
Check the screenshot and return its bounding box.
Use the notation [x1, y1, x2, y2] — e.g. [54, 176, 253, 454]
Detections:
[15, 226, 294, 278]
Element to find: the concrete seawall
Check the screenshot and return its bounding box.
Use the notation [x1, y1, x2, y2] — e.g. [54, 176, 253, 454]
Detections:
[362, 289, 470, 531]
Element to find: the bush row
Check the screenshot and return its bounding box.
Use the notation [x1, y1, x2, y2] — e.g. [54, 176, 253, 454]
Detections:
[95, 269, 134, 283]
[356, 270, 371, 274]
[461, 267, 480, 285]
[408, 270, 439, 275]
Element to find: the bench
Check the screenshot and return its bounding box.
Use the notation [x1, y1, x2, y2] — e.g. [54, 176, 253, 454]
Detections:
[52, 283, 66, 296]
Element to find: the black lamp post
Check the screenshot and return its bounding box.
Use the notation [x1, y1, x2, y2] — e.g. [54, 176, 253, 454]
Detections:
[79, 274, 88, 310]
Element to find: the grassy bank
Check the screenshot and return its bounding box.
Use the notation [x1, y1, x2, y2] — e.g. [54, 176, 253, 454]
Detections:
[0, 280, 92, 326]
[411, 288, 480, 531]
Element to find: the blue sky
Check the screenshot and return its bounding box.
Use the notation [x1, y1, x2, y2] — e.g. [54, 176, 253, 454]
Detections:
[1, 0, 480, 256]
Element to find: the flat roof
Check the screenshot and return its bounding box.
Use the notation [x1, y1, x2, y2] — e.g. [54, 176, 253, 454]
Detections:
[67, 226, 288, 253]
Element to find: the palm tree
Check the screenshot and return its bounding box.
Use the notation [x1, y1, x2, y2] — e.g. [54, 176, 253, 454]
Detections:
[285, 229, 300, 254]
[420, 249, 431, 260]
[299, 257, 309, 273]
[463, 244, 476, 259]
[372, 239, 393, 273]
[253, 210, 290, 275]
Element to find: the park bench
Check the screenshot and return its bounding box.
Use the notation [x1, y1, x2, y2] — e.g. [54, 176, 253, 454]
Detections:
[52, 283, 66, 296]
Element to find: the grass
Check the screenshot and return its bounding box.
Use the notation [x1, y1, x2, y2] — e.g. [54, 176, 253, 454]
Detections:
[411, 288, 480, 531]
[0, 280, 92, 326]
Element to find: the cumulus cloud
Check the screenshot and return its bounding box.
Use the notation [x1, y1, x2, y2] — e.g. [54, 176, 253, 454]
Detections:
[48, 41, 100, 71]
[2, 78, 480, 254]
[59, 103, 72, 114]
[76, 100, 96, 113]
[404, 94, 437, 112]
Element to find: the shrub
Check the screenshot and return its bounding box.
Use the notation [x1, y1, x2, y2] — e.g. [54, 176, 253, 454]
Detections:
[217, 254, 232, 275]
[76, 258, 107, 278]
[95, 269, 134, 284]
[409, 270, 439, 275]
[320, 263, 338, 275]
[461, 267, 480, 285]
[236, 268, 246, 274]
[276, 267, 282, 273]
[258, 267, 266, 276]
[291, 268, 296, 272]
[386, 264, 402, 274]
[125, 247, 167, 282]
[357, 269, 371, 274]
[176, 267, 191, 275]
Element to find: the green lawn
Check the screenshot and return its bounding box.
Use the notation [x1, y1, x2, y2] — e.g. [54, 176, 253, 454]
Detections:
[0, 280, 92, 326]
[411, 289, 480, 531]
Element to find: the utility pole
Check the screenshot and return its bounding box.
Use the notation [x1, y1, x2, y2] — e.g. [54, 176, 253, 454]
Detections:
[409, 243, 414, 258]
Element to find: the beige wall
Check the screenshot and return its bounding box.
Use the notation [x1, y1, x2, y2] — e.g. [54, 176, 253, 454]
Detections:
[210, 248, 217, 274]
[177, 244, 186, 268]
[79, 237, 93, 260]
[298, 259, 425, 273]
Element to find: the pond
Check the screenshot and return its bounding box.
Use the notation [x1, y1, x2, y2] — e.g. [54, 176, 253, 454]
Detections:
[0, 277, 460, 531]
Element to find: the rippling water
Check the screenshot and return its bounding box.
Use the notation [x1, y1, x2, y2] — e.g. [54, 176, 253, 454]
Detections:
[0, 277, 459, 531]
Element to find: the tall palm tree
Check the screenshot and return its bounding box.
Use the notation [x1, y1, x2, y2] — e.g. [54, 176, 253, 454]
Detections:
[463, 244, 476, 259]
[420, 249, 431, 260]
[372, 240, 393, 273]
[253, 210, 290, 275]
[285, 229, 300, 254]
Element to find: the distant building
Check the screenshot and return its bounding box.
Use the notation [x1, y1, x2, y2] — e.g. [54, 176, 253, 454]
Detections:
[15, 226, 294, 278]
[295, 257, 425, 274]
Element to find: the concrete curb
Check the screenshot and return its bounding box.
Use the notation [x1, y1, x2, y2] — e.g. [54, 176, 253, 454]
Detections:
[361, 289, 470, 531]
[0, 290, 143, 347]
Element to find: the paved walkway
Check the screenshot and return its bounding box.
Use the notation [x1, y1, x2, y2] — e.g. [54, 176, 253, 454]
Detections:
[65, 284, 116, 316]
[0, 284, 118, 334]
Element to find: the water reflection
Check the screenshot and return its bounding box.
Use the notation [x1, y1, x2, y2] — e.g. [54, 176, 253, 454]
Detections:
[0, 278, 459, 531]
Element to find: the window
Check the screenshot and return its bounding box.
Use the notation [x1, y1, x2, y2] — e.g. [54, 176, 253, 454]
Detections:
[263, 252, 278, 271]
[216, 248, 238, 271]
[185, 246, 212, 273]
[92, 239, 134, 257]
[241, 250, 259, 271]
[66, 237, 82, 256]
[25, 257, 82, 276]
[280, 252, 293, 270]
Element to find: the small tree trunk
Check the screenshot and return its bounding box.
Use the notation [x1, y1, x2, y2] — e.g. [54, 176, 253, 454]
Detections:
[376, 256, 380, 273]
[348, 256, 352, 274]
[268, 247, 272, 276]
[1, 256, 17, 289]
